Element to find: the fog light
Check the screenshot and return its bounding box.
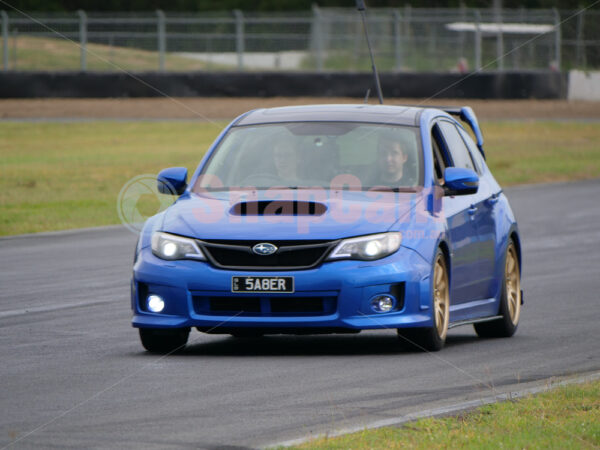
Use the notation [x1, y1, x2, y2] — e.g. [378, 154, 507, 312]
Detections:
[147, 295, 165, 313]
[370, 295, 394, 313]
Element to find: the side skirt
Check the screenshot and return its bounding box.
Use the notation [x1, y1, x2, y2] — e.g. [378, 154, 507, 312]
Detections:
[448, 315, 503, 330]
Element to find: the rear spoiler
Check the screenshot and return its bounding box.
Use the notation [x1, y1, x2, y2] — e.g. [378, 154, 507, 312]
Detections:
[441, 106, 485, 159]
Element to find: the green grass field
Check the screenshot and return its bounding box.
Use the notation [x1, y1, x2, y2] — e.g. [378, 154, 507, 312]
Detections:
[0, 36, 223, 71]
[483, 121, 600, 186]
[285, 379, 600, 449]
[0, 121, 224, 235]
[1, 120, 599, 236]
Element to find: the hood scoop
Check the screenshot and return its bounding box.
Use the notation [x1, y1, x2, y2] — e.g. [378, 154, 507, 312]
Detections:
[230, 200, 327, 216]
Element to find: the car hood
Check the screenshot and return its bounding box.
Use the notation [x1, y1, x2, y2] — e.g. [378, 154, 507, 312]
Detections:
[160, 189, 423, 240]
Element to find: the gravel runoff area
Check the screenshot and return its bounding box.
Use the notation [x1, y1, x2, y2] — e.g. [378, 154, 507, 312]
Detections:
[1, 98, 599, 120]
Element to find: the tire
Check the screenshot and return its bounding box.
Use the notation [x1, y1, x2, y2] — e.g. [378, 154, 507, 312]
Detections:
[398, 249, 449, 352]
[474, 240, 521, 338]
[139, 328, 190, 354]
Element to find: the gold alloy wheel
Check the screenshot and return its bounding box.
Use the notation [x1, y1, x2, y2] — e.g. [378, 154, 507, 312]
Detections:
[433, 254, 450, 340]
[505, 242, 521, 326]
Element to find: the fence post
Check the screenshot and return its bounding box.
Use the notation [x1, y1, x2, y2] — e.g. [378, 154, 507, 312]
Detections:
[156, 10, 166, 72]
[575, 7, 585, 68]
[352, 13, 361, 70]
[393, 9, 402, 71]
[1, 11, 8, 71]
[474, 10, 482, 71]
[553, 8, 561, 71]
[494, 4, 504, 70]
[233, 9, 244, 71]
[11, 27, 16, 69]
[403, 5, 411, 69]
[77, 10, 87, 71]
[312, 4, 323, 72]
[458, 2, 466, 59]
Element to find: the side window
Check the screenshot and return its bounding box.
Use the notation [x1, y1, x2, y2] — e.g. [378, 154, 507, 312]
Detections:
[457, 126, 485, 175]
[437, 121, 476, 172]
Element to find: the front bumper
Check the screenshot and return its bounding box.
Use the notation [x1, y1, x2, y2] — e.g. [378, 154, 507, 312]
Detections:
[131, 246, 434, 332]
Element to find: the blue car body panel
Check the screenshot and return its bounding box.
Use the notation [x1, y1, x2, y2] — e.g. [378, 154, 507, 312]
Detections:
[131, 104, 520, 335]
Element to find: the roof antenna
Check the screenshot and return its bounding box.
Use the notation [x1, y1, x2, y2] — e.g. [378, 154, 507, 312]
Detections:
[363, 88, 371, 104]
[356, 0, 384, 104]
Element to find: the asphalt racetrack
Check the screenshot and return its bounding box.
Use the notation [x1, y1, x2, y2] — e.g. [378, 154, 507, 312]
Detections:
[1, 179, 599, 449]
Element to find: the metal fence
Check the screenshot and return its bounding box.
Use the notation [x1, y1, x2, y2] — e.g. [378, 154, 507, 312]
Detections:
[1, 7, 598, 73]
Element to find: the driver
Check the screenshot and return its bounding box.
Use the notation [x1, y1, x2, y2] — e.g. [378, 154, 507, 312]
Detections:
[370, 135, 410, 187]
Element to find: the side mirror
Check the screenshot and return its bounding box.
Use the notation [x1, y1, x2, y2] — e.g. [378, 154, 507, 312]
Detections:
[157, 167, 188, 195]
[443, 167, 479, 196]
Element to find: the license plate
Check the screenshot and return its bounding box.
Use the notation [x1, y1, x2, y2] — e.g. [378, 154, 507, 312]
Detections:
[231, 276, 294, 293]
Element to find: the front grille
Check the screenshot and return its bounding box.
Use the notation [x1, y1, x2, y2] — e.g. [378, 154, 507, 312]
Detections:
[209, 297, 261, 313]
[197, 239, 338, 270]
[270, 297, 326, 313]
[193, 295, 337, 316]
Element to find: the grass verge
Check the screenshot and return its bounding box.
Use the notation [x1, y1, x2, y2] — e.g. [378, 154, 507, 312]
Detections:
[1, 120, 599, 236]
[285, 379, 600, 449]
[482, 120, 600, 186]
[0, 121, 224, 236]
[0, 36, 227, 71]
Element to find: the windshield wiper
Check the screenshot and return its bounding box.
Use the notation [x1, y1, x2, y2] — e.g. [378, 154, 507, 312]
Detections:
[368, 187, 418, 193]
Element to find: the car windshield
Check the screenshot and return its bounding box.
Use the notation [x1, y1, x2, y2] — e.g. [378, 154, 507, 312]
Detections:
[193, 122, 422, 192]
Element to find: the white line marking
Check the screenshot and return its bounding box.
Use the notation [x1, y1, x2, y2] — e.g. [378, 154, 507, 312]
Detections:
[0, 299, 118, 319]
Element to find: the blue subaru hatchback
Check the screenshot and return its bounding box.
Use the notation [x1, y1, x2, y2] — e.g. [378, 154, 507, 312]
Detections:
[131, 104, 522, 352]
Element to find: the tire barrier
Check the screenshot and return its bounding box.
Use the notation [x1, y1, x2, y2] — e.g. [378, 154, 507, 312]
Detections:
[0, 70, 567, 99]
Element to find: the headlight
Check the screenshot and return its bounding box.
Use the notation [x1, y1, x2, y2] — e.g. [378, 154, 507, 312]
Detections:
[327, 232, 402, 261]
[151, 232, 205, 261]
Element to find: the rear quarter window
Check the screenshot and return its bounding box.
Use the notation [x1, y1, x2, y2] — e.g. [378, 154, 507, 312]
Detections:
[457, 126, 486, 175]
[437, 121, 476, 172]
